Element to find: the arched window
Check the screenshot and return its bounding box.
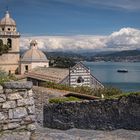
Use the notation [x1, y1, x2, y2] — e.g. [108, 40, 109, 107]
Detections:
[7, 38, 12, 49]
[77, 76, 84, 83]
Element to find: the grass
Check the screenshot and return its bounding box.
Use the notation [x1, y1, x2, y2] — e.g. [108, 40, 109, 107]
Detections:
[0, 69, 18, 85]
[106, 92, 140, 99]
[49, 96, 81, 104]
[41, 81, 123, 98]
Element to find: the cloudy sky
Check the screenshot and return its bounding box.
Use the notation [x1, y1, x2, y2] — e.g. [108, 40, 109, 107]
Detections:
[0, 0, 140, 52]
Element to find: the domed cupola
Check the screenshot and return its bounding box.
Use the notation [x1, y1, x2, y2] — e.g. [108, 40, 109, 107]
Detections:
[20, 40, 49, 74]
[0, 11, 16, 26]
[21, 40, 48, 62]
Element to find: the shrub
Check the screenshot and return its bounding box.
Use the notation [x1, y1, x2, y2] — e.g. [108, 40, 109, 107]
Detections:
[0, 69, 10, 85]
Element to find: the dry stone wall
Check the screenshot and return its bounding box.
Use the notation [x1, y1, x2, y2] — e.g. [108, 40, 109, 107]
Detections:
[44, 94, 140, 130]
[0, 82, 36, 133]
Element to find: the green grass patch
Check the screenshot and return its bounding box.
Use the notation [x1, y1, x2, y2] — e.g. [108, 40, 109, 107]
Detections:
[105, 92, 140, 99]
[41, 81, 122, 98]
[49, 96, 81, 104]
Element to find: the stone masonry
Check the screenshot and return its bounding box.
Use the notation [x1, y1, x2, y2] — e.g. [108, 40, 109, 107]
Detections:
[0, 82, 36, 139]
[44, 94, 140, 130]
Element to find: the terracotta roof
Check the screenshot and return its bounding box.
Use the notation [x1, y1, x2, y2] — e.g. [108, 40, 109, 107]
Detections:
[26, 67, 69, 83]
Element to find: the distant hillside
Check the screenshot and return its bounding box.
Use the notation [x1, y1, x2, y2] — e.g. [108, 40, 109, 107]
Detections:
[90, 50, 140, 62]
[20, 49, 140, 62]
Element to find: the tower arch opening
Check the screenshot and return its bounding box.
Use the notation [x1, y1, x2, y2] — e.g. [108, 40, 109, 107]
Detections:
[7, 38, 12, 49]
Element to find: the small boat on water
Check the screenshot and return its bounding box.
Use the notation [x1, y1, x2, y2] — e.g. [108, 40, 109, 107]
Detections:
[117, 69, 128, 73]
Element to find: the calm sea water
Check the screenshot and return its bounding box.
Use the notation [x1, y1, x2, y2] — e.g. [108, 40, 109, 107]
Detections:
[84, 62, 140, 92]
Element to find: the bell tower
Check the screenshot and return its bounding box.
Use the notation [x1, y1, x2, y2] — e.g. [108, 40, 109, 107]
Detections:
[0, 11, 20, 74]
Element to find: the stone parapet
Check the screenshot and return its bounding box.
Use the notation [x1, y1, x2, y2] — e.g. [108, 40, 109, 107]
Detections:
[3, 82, 33, 89]
[44, 94, 140, 130]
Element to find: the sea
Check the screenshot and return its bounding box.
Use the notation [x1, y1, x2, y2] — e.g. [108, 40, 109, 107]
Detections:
[84, 61, 140, 92]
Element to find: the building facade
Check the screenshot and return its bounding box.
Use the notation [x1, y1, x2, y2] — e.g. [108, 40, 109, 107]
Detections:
[25, 62, 104, 89]
[60, 62, 104, 88]
[0, 11, 20, 74]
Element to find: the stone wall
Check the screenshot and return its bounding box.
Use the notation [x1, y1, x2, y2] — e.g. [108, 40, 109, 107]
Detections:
[44, 94, 140, 130]
[0, 82, 36, 133]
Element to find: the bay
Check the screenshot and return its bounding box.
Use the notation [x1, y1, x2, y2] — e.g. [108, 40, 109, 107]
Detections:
[84, 61, 140, 92]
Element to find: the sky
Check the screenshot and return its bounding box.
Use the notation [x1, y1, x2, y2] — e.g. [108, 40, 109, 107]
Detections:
[0, 0, 140, 52]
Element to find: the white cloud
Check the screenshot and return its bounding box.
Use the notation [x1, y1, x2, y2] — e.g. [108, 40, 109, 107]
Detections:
[20, 27, 140, 52]
[49, 0, 140, 10]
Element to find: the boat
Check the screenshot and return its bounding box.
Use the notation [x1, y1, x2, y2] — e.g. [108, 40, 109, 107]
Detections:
[117, 69, 128, 73]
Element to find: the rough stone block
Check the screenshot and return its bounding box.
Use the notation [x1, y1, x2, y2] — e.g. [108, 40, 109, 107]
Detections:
[23, 115, 36, 123]
[0, 85, 3, 94]
[7, 93, 23, 100]
[0, 112, 6, 121]
[19, 91, 28, 98]
[9, 109, 13, 119]
[13, 107, 27, 119]
[27, 105, 35, 115]
[27, 124, 36, 132]
[7, 123, 20, 129]
[28, 90, 33, 97]
[0, 94, 6, 103]
[0, 85, 3, 90]
[2, 101, 16, 109]
[17, 97, 34, 107]
[3, 82, 33, 90]
[4, 89, 13, 93]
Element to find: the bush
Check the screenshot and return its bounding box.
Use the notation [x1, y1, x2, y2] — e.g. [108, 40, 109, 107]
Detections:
[49, 96, 81, 104]
[0, 69, 10, 85]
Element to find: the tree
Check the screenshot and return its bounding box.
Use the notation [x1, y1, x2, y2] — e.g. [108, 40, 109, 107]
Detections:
[0, 39, 9, 55]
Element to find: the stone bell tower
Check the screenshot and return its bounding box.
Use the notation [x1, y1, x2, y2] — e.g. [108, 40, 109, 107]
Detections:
[0, 11, 20, 74]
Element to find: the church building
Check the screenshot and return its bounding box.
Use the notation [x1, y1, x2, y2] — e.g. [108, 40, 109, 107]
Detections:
[0, 11, 104, 89]
[0, 11, 20, 74]
[20, 40, 49, 74]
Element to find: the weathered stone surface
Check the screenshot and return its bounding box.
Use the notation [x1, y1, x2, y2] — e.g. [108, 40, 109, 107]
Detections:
[0, 94, 6, 103]
[28, 89, 33, 97]
[0, 85, 3, 90]
[27, 124, 36, 131]
[24, 115, 36, 123]
[43, 94, 140, 130]
[13, 107, 27, 119]
[3, 82, 33, 90]
[7, 93, 23, 100]
[4, 89, 13, 93]
[0, 131, 31, 140]
[2, 101, 16, 109]
[17, 97, 34, 106]
[9, 109, 13, 119]
[0, 82, 35, 134]
[27, 105, 35, 115]
[0, 86, 3, 94]
[7, 123, 20, 129]
[19, 90, 28, 98]
[1, 119, 22, 124]
[0, 112, 6, 121]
